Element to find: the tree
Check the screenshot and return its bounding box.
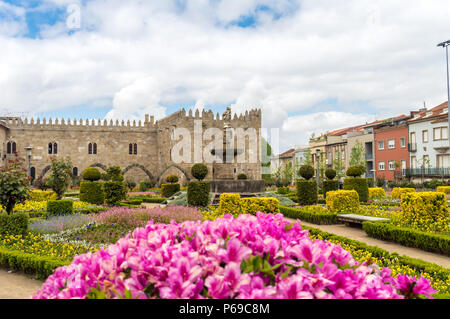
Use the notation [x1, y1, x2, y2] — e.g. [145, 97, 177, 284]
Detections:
[281, 161, 294, 185]
[333, 156, 346, 179]
[349, 140, 366, 170]
[47, 157, 73, 200]
[261, 137, 273, 175]
[0, 154, 31, 214]
[302, 148, 312, 166]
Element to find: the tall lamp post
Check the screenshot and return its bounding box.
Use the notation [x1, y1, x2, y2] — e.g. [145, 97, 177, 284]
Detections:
[25, 146, 33, 179]
[316, 148, 321, 186]
[437, 40, 450, 146]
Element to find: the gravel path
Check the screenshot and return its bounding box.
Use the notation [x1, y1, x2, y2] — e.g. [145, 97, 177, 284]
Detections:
[0, 269, 42, 299]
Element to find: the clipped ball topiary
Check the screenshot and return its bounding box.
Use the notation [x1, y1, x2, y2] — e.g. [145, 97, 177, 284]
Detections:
[82, 167, 101, 181]
[298, 165, 314, 180]
[191, 163, 208, 181]
[346, 165, 365, 177]
[166, 175, 179, 183]
[237, 173, 248, 180]
[325, 168, 336, 180]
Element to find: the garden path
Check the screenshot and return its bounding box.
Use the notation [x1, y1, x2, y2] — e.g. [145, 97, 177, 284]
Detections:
[288, 218, 450, 268]
[0, 269, 42, 299]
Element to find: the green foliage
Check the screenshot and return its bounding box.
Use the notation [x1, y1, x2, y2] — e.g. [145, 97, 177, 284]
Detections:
[104, 181, 127, 205]
[34, 178, 49, 190]
[79, 181, 104, 205]
[277, 186, 289, 195]
[47, 157, 73, 200]
[279, 206, 338, 225]
[363, 221, 450, 256]
[322, 180, 339, 197]
[82, 167, 101, 182]
[161, 183, 181, 198]
[296, 179, 318, 205]
[104, 166, 124, 182]
[138, 179, 155, 192]
[326, 190, 360, 213]
[47, 200, 74, 217]
[343, 177, 369, 202]
[0, 155, 31, 214]
[191, 163, 208, 181]
[298, 165, 314, 180]
[332, 156, 345, 179]
[346, 165, 365, 177]
[349, 140, 366, 169]
[259, 192, 297, 206]
[125, 180, 137, 190]
[0, 213, 29, 236]
[325, 168, 336, 180]
[237, 173, 248, 180]
[376, 177, 385, 187]
[367, 177, 374, 188]
[187, 181, 210, 207]
[166, 175, 179, 183]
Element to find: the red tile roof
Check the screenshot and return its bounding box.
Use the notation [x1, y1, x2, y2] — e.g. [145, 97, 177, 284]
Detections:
[408, 101, 448, 122]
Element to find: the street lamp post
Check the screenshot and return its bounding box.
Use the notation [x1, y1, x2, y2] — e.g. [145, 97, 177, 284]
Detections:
[25, 146, 33, 178]
[316, 148, 321, 186]
[437, 40, 450, 146]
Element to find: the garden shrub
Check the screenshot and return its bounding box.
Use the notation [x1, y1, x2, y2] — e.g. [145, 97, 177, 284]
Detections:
[79, 181, 104, 205]
[343, 177, 369, 202]
[191, 163, 208, 180]
[436, 186, 450, 194]
[277, 186, 289, 195]
[219, 193, 241, 216]
[103, 181, 127, 205]
[296, 179, 317, 205]
[0, 213, 28, 236]
[166, 175, 179, 183]
[125, 180, 137, 190]
[298, 165, 314, 180]
[326, 190, 360, 213]
[346, 165, 365, 177]
[81, 167, 101, 181]
[240, 197, 280, 215]
[47, 200, 74, 217]
[369, 187, 385, 199]
[161, 183, 181, 198]
[391, 187, 415, 199]
[367, 177, 374, 188]
[363, 221, 450, 256]
[142, 198, 166, 204]
[279, 205, 338, 225]
[237, 173, 248, 180]
[400, 192, 448, 229]
[259, 192, 296, 206]
[31, 190, 57, 202]
[187, 181, 210, 207]
[325, 168, 336, 180]
[322, 180, 339, 198]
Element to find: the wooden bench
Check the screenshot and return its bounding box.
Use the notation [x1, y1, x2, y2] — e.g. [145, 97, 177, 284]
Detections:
[337, 214, 389, 226]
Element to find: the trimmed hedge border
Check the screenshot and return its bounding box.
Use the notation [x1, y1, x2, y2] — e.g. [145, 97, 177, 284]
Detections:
[279, 205, 338, 225]
[301, 224, 450, 299]
[0, 247, 69, 280]
[362, 221, 450, 256]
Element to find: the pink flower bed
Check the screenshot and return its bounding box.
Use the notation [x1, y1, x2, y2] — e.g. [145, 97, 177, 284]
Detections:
[33, 213, 435, 299]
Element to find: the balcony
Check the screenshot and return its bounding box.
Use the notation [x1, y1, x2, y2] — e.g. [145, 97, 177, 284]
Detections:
[408, 143, 417, 152]
[365, 153, 373, 160]
[403, 168, 450, 178]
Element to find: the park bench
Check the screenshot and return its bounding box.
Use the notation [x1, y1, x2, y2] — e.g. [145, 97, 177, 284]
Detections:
[337, 214, 389, 227]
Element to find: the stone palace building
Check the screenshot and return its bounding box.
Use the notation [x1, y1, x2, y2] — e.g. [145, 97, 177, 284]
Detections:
[0, 108, 262, 185]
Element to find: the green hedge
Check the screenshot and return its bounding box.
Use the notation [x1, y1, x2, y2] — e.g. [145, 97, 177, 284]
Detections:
[47, 200, 74, 217]
[296, 179, 318, 205]
[323, 180, 339, 198]
[80, 181, 104, 205]
[187, 181, 210, 207]
[279, 205, 338, 225]
[142, 197, 165, 204]
[103, 181, 126, 205]
[302, 224, 450, 299]
[0, 247, 68, 280]
[362, 221, 450, 256]
[343, 177, 369, 202]
[161, 183, 181, 198]
[0, 213, 29, 236]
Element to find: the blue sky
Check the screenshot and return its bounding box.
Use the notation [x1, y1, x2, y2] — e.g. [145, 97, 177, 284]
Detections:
[1, 0, 449, 151]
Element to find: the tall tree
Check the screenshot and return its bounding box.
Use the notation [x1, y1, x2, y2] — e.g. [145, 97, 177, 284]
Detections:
[349, 140, 366, 169]
[0, 154, 31, 214]
[47, 157, 73, 199]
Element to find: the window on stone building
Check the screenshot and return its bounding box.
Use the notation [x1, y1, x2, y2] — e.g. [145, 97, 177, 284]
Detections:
[54, 143, 58, 154]
[134, 143, 137, 155]
[73, 167, 78, 177]
[48, 142, 58, 154]
[7, 142, 11, 154]
[48, 143, 52, 154]
[12, 142, 16, 153]
[93, 143, 97, 154]
[30, 167, 36, 180]
[129, 143, 133, 155]
[88, 143, 92, 154]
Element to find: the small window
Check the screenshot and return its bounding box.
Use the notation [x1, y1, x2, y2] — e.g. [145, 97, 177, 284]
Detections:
[388, 161, 395, 170]
[7, 142, 11, 154]
[400, 137, 406, 148]
[93, 143, 97, 154]
[378, 161, 385, 171]
[388, 139, 395, 149]
[73, 167, 78, 177]
[30, 167, 36, 180]
[53, 143, 58, 154]
[129, 143, 133, 155]
[88, 143, 92, 154]
[134, 143, 137, 155]
[378, 141, 384, 150]
[48, 143, 53, 154]
[422, 130, 428, 143]
[12, 142, 16, 153]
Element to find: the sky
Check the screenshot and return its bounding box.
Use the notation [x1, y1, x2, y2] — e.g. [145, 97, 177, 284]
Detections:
[0, 0, 449, 154]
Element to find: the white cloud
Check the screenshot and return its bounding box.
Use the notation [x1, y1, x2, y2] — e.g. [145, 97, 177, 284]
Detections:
[0, 0, 449, 151]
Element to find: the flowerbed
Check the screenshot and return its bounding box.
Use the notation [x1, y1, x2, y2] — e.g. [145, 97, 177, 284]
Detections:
[29, 214, 97, 234]
[33, 213, 435, 299]
[279, 205, 338, 225]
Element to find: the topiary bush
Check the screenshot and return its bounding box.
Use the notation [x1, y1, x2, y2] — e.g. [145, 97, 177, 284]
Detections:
[219, 193, 241, 216]
[237, 173, 248, 180]
[0, 212, 28, 236]
[400, 192, 448, 228]
[161, 183, 181, 198]
[82, 167, 101, 181]
[326, 190, 360, 213]
[436, 186, 450, 194]
[277, 186, 289, 195]
[187, 181, 210, 207]
[103, 181, 127, 206]
[323, 180, 339, 198]
[47, 200, 74, 217]
[343, 177, 369, 202]
[369, 187, 385, 199]
[166, 175, 179, 183]
[298, 165, 314, 180]
[346, 165, 365, 178]
[191, 163, 208, 180]
[391, 187, 415, 199]
[79, 181, 104, 205]
[296, 179, 317, 205]
[325, 169, 336, 180]
[240, 197, 280, 215]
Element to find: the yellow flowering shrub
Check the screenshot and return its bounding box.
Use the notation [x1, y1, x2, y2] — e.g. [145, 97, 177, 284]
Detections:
[1, 200, 93, 213]
[368, 187, 385, 199]
[397, 192, 450, 234]
[219, 193, 241, 217]
[436, 186, 450, 194]
[326, 190, 360, 213]
[391, 187, 415, 199]
[30, 190, 57, 202]
[240, 197, 280, 215]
